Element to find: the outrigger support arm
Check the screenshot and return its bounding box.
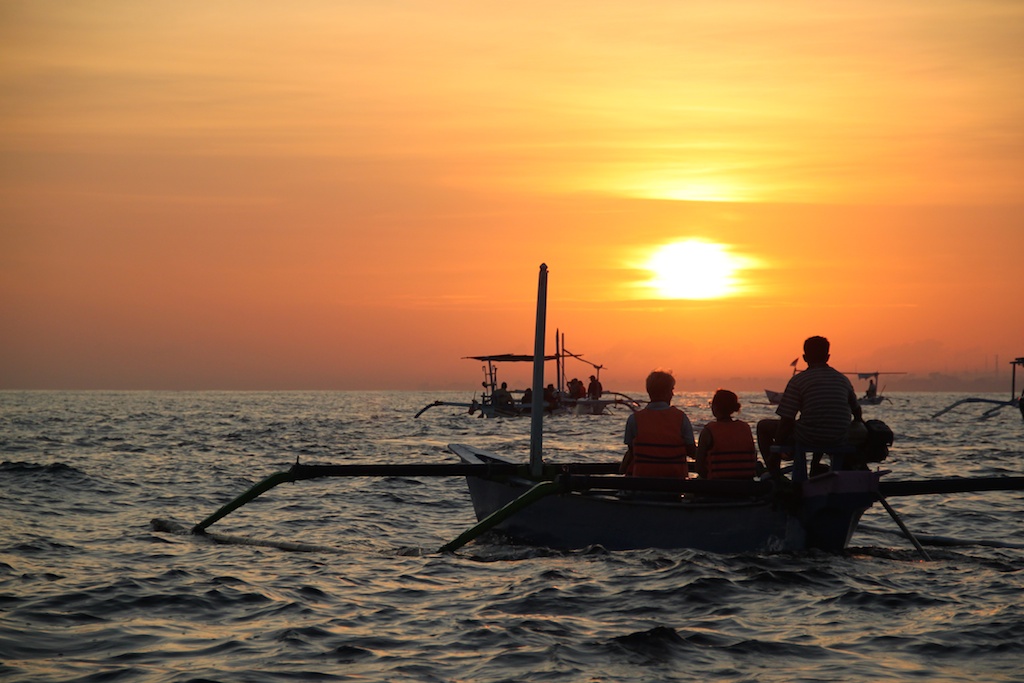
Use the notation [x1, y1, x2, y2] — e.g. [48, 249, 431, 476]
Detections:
[878, 496, 932, 561]
[190, 460, 620, 534]
[192, 470, 298, 534]
[439, 480, 563, 553]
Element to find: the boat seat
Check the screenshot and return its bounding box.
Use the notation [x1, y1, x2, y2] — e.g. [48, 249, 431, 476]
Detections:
[771, 442, 858, 482]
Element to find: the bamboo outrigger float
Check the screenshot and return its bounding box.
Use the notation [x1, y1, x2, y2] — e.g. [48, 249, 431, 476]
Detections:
[172, 265, 1024, 556]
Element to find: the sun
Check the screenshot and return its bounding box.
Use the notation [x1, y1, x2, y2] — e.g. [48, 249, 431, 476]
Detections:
[639, 240, 755, 300]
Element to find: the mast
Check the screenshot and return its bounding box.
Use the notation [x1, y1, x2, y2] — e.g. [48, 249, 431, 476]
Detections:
[1012, 357, 1024, 400]
[556, 329, 563, 395]
[529, 264, 548, 477]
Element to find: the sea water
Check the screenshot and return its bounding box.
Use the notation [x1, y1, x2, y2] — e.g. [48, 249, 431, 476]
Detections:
[1, 390, 1022, 682]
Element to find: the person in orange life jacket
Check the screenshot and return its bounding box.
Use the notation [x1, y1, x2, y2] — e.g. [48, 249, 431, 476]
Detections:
[619, 370, 696, 477]
[695, 389, 758, 479]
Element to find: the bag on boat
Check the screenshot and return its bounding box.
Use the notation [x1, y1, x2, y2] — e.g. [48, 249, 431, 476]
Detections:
[855, 419, 893, 464]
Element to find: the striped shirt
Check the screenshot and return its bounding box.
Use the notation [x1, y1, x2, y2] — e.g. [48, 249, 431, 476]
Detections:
[776, 364, 856, 445]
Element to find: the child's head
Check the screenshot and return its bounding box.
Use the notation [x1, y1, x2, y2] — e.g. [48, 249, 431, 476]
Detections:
[711, 389, 741, 419]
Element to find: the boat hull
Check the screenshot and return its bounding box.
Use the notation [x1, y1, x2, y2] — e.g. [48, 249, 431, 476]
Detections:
[450, 444, 878, 553]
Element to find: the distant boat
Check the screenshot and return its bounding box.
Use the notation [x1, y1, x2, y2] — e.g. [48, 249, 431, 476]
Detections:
[844, 371, 906, 405]
[415, 334, 641, 418]
[764, 358, 800, 404]
[933, 357, 1024, 420]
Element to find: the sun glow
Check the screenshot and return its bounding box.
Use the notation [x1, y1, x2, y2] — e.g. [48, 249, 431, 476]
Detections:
[638, 239, 757, 300]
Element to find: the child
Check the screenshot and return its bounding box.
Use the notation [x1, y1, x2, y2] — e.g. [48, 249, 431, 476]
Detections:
[695, 389, 758, 479]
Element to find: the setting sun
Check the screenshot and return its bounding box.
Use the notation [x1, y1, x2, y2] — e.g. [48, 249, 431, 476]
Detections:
[638, 239, 756, 300]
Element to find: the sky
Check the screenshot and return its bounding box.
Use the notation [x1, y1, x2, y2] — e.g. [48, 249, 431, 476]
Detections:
[2, 1, 1022, 392]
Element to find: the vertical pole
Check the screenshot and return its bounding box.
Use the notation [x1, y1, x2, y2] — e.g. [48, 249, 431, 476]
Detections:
[556, 328, 562, 395]
[1011, 359, 1018, 401]
[529, 264, 548, 478]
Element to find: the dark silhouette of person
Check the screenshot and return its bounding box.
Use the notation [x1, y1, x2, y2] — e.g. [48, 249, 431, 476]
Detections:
[492, 382, 514, 411]
[695, 389, 757, 479]
[543, 383, 559, 411]
[756, 336, 863, 476]
[619, 370, 695, 477]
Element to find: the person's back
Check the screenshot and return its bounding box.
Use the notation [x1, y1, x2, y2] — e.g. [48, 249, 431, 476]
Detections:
[756, 336, 863, 475]
[630, 408, 690, 477]
[493, 382, 514, 409]
[696, 389, 757, 479]
[777, 364, 857, 445]
[620, 370, 695, 478]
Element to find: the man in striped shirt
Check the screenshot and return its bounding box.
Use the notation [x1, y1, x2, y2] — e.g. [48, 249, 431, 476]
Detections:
[756, 336, 863, 475]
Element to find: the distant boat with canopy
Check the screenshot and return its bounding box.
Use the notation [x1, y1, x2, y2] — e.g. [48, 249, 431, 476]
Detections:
[414, 334, 641, 419]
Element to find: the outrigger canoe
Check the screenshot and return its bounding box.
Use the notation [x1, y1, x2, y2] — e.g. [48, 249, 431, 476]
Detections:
[176, 265, 1024, 558]
[451, 443, 880, 553]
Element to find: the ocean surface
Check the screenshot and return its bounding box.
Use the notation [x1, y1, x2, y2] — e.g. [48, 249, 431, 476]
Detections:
[2, 389, 1022, 683]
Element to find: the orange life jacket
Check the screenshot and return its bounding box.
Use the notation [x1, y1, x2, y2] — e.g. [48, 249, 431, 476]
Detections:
[629, 407, 689, 478]
[705, 420, 757, 480]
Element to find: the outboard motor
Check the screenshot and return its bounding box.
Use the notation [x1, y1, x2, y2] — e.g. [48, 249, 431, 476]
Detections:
[848, 419, 893, 469]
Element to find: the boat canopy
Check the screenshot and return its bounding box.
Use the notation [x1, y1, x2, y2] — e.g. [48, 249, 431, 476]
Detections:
[464, 354, 558, 363]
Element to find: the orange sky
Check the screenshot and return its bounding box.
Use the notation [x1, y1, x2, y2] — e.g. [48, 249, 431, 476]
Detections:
[2, 2, 1022, 391]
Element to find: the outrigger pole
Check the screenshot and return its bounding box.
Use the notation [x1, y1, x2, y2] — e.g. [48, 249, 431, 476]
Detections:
[529, 264, 548, 478]
[190, 460, 622, 535]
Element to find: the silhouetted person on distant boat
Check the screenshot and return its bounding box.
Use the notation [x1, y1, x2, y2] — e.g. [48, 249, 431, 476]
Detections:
[756, 336, 863, 476]
[520, 387, 533, 404]
[619, 370, 695, 477]
[567, 377, 586, 399]
[492, 382, 514, 412]
[865, 378, 877, 400]
[543, 383, 559, 411]
[587, 375, 603, 400]
[695, 389, 758, 480]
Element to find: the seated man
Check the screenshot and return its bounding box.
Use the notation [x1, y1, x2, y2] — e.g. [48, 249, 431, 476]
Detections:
[491, 382, 515, 412]
[620, 370, 695, 477]
[756, 336, 863, 476]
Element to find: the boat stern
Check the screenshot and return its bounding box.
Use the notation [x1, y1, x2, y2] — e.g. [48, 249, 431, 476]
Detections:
[799, 470, 882, 551]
